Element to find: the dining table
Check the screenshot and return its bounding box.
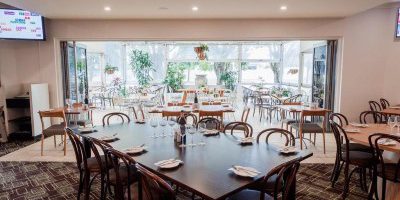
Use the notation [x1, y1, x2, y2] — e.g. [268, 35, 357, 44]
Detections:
[344, 123, 400, 200]
[381, 107, 400, 116]
[59, 106, 96, 126]
[148, 104, 235, 114]
[79, 122, 313, 200]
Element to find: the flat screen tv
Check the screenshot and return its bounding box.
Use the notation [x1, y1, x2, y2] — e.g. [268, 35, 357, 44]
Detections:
[396, 8, 400, 38]
[0, 8, 45, 40]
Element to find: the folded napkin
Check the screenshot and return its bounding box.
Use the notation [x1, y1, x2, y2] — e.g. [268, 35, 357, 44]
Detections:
[79, 127, 97, 134]
[154, 159, 183, 168]
[229, 165, 261, 177]
[125, 145, 146, 154]
[99, 135, 119, 142]
[279, 146, 297, 154]
[204, 129, 219, 136]
[349, 123, 369, 128]
[238, 137, 254, 144]
[344, 128, 361, 133]
[378, 139, 397, 146]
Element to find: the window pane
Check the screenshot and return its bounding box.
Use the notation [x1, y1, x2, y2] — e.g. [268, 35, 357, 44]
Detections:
[87, 53, 102, 87]
[302, 53, 313, 86]
[241, 62, 275, 84]
[168, 44, 197, 60]
[242, 44, 281, 60]
[207, 45, 238, 60]
[282, 41, 300, 84]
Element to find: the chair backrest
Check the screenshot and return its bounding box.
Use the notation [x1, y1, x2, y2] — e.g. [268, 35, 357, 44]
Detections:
[222, 122, 253, 138]
[198, 110, 224, 120]
[66, 128, 87, 170]
[181, 113, 198, 125]
[131, 104, 145, 120]
[38, 109, 67, 129]
[359, 111, 384, 124]
[105, 148, 137, 200]
[162, 111, 181, 118]
[283, 94, 302, 103]
[261, 157, 302, 200]
[201, 101, 222, 105]
[329, 120, 351, 161]
[282, 102, 302, 106]
[240, 106, 251, 123]
[72, 102, 83, 108]
[329, 113, 349, 127]
[256, 128, 295, 146]
[102, 112, 131, 126]
[197, 117, 222, 130]
[300, 110, 327, 131]
[369, 101, 382, 112]
[368, 133, 400, 182]
[136, 164, 175, 200]
[88, 137, 113, 173]
[380, 98, 390, 109]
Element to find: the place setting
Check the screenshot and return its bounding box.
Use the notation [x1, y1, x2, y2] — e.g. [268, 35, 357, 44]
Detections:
[277, 146, 298, 155]
[124, 144, 147, 155]
[78, 127, 98, 134]
[228, 165, 261, 178]
[98, 133, 119, 143]
[154, 158, 184, 170]
[238, 137, 254, 145]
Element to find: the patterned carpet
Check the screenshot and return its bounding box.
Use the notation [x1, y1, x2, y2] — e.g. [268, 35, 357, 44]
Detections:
[0, 139, 34, 157]
[0, 161, 368, 200]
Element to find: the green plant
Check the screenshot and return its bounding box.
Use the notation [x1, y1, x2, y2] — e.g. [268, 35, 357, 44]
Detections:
[219, 71, 237, 90]
[104, 64, 118, 73]
[199, 43, 209, 52]
[129, 50, 154, 87]
[164, 63, 186, 92]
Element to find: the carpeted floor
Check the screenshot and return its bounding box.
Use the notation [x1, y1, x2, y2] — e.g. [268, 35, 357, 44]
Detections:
[0, 161, 368, 200]
[0, 139, 34, 157]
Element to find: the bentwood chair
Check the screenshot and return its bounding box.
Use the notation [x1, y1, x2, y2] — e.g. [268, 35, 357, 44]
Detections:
[280, 102, 306, 131]
[290, 109, 328, 153]
[105, 148, 141, 200]
[359, 111, 385, 124]
[380, 98, 390, 110]
[69, 102, 93, 127]
[199, 110, 224, 120]
[256, 128, 295, 147]
[102, 112, 131, 126]
[136, 164, 176, 200]
[368, 133, 400, 200]
[369, 100, 382, 112]
[329, 120, 375, 198]
[223, 122, 253, 138]
[228, 157, 302, 200]
[130, 103, 145, 121]
[38, 109, 67, 156]
[197, 117, 222, 130]
[162, 110, 181, 121]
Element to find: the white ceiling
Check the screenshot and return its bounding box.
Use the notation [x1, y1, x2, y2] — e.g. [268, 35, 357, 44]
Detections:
[1, 0, 391, 19]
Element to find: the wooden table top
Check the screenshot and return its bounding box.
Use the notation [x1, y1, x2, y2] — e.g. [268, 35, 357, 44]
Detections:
[60, 106, 96, 115]
[83, 123, 312, 199]
[381, 107, 400, 115]
[148, 105, 235, 113]
[276, 105, 329, 113]
[344, 123, 400, 153]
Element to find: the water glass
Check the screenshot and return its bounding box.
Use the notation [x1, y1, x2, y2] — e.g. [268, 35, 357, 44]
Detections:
[168, 120, 175, 137]
[187, 125, 197, 147]
[159, 117, 168, 137]
[388, 116, 398, 133]
[198, 122, 206, 145]
[150, 118, 158, 138]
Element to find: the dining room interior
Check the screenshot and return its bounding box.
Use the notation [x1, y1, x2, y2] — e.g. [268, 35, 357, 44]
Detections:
[0, 0, 400, 200]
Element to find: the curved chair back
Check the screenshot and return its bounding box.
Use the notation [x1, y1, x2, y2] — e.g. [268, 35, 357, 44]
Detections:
[198, 110, 223, 120]
[240, 106, 251, 123]
[136, 164, 175, 200]
[197, 117, 222, 130]
[223, 122, 253, 138]
[329, 120, 351, 162]
[329, 113, 349, 127]
[66, 128, 87, 170]
[256, 128, 295, 146]
[380, 98, 390, 109]
[369, 101, 382, 112]
[359, 111, 384, 124]
[102, 112, 131, 126]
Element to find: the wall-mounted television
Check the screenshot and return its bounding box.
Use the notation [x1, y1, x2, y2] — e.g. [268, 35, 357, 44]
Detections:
[396, 8, 400, 38]
[0, 8, 45, 41]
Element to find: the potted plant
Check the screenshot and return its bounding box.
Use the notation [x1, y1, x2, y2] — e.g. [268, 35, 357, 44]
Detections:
[129, 50, 155, 87]
[164, 63, 186, 92]
[194, 43, 209, 60]
[104, 64, 118, 75]
[219, 71, 237, 90]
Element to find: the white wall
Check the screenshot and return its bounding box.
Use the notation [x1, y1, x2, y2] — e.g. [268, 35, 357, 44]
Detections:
[0, 2, 399, 121]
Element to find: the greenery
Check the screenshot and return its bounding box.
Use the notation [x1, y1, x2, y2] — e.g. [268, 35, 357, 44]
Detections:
[129, 50, 154, 87]
[110, 77, 128, 97]
[164, 63, 186, 92]
[219, 70, 237, 90]
[199, 43, 209, 52]
[104, 64, 118, 73]
[271, 86, 292, 97]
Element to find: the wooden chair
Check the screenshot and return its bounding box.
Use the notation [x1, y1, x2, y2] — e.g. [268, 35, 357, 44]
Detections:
[69, 102, 93, 127]
[162, 110, 181, 120]
[223, 122, 253, 138]
[197, 117, 222, 130]
[179, 113, 198, 125]
[136, 164, 175, 200]
[290, 109, 328, 153]
[359, 111, 384, 124]
[256, 128, 295, 147]
[369, 100, 382, 112]
[38, 109, 67, 156]
[102, 112, 131, 126]
[105, 148, 141, 200]
[199, 110, 224, 120]
[227, 157, 303, 200]
[280, 102, 303, 130]
[368, 133, 400, 200]
[223, 106, 250, 131]
[131, 104, 145, 121]
[380, 98, 390, 110]
[329, 121, 374, 198]
[201, 101, 222, 105]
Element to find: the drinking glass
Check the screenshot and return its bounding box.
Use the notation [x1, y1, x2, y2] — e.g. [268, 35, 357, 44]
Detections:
[187, 124, 197, 147]
[388, 116, 397, 133]
[159, 117, 168, 137]
[198, 122, 206, 146]
[179, 131, 186, 148]
[150, 118, 158, 138]
[168, 120, 176, 137]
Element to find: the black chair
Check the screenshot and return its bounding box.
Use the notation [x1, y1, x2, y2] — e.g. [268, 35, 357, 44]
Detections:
[105, 148, 140, 200]
[359, 111, 385, 124]
[368, 133, 400, 200]
[136, 164, 176, 200]
[369, 100, 382, 112]
[329, 120, 375, 198]
[380, 98, 390, 110]
[197, 117, 222, 130]
[223, 121, 253, 138]
[227, 157, 302, 200]
[256, 128, 295, 147]
[102, 112, 131, 126]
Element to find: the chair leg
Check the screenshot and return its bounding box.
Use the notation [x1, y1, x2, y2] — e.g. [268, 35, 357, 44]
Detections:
[64, 133, 67, 156]
[41, 134, 45, 156]
[322, 132, 326, 154]
[78, 170, 84, 200]
[342, 163, 350, 199]
[382, 179, 387, 200]
[330, 154, 340, 185]
[54, 135, 56, 147]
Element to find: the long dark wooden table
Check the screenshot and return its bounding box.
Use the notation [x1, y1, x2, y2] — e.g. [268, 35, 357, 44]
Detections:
[81, 123, 313, 200]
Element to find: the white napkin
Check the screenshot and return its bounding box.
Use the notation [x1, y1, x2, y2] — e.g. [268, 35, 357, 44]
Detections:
[344, 128, 361, 133]
[229, 165, 261, 177]
[125, 145, 146, 154]
[238, 137, 254, 144]
[154, 159, 183, 168]
[349, 123, 369, 128]
[279, 146, 297, 153]
[204, 129, 219, 135]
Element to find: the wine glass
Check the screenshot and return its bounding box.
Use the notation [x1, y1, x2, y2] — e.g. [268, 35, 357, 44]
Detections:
[388, 116, 397, 134]
[168, 120, 175, 137]
[179, 130, 186, 148]
[187, 124, 197, 147]
[159, 117, 168, 137]
[198, 122, 206, 146]
[150, 118, 158, 138]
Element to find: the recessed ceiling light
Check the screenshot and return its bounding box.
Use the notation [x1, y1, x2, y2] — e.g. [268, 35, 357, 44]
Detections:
[104, 6, 111, 11]
[280, 5, 287, 11]
[192, 6, 199, 11]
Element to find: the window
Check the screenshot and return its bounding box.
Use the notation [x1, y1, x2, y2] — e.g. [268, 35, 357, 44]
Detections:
[241, 62, 275, 84]
[282, 41, 300, 85]
[87, 53, 102, 87]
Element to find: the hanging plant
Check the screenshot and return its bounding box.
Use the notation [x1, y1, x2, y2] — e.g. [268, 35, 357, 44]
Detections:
[104, 64, 118, 75]
[129, 50, 155, 87]
[194, 43, 209, 60]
